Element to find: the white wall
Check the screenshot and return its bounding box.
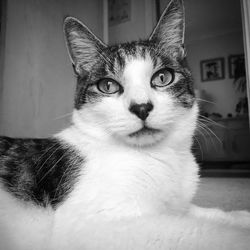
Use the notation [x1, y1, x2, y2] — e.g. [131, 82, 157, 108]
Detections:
[0, 0, 103, 137]
[108, 0, 155, 44]
[187, 32, 244, 117]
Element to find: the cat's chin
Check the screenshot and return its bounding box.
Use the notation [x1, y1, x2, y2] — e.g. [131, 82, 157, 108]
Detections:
[121, 128, 165, 147]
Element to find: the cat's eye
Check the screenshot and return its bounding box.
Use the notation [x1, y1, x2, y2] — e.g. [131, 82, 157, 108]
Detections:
[97, 78, 121, 94]
[151, 68, 175, 88]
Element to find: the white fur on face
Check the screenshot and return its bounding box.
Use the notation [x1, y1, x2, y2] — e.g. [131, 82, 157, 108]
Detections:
[73, 54, 197, 147]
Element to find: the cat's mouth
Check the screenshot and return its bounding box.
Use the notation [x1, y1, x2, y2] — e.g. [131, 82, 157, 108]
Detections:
[128, 126, 161, 138]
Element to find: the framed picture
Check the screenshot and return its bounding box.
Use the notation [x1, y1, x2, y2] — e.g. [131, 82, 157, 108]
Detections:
[228, 54, 245, 79]
[108, 0, 131, 26]
[200, 58, 225, 82]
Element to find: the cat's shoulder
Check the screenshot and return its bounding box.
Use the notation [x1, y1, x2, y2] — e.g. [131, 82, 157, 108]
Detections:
[0, 136, 56, 154]
[0, 135, 75, 163]
[0, 135, 84, 208]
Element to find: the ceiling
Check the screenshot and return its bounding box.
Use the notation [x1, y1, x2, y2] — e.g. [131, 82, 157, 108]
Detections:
[160, 0, 243, 44]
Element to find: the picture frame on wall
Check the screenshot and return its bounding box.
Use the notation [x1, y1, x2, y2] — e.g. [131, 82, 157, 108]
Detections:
[228, 54, 245, 79]
[108, 0, 131, 26]
[200, 58, 225, 82]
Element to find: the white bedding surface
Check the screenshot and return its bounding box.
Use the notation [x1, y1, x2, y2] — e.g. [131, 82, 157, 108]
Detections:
[193, 178, 250, 211]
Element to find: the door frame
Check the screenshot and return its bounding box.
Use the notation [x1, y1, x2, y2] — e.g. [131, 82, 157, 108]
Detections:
[241, 0, 250, 126]
[0, 0, 7, 128]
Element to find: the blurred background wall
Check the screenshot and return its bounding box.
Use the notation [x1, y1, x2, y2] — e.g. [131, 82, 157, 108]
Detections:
[0, 0, 104, 137]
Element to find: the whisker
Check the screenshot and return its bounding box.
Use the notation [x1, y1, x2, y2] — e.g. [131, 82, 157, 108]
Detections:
[197, 121, 222, 153]
[142, 151, 177, 174]
[195, 124, 210, 150]
[198, 123, 219, 152]
[53, 153, 73, 199]
[198, 115, 226, 128]
[198, 118, 225, 130]
[196, 98, 216, 105]
[33, 143, 58, 170]
[38, 151, 66, 184]
[54, 112, 74, 120]
[193, 135, 203, 161]
[199, 122, 222, 145]
[36, 145, 62, 174]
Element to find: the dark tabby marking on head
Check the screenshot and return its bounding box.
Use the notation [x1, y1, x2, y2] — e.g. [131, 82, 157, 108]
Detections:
[72, 41, 194, 109]
[64, 0, 195, 111]
[0, 136, 84, 208]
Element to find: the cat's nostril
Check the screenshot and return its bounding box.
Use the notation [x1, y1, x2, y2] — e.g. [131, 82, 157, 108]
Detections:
[129, 102, 154, 121]
[146, 102, 153, 112]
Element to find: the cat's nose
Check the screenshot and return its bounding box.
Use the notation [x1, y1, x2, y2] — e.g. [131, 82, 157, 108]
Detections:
[129, 102, 153, 121]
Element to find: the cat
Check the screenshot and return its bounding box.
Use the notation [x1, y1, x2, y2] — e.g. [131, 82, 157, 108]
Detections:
[0, 0, 250, 249]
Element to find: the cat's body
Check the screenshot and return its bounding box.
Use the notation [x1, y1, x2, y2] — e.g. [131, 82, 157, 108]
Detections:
[1, 123, 250, 250]
[0, 0, 250, 249]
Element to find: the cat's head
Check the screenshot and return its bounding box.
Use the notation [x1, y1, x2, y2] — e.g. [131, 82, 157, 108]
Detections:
[63, 0, 198, 147]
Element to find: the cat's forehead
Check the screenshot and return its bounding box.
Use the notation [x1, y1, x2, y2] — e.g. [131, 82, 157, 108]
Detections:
[103, 41, 161, 77]
[108, 41, 153, 58]
[122, 55, 155, 85]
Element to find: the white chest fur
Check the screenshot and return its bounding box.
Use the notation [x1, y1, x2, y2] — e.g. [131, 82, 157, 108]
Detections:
[49, 126, 200, 249]
[55, 126, 199, 221]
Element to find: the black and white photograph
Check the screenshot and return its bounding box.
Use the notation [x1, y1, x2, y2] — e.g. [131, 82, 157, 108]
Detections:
[200, 58, 225, 81]
[0, 0, 250, 249]
[108, 0, 131, 26]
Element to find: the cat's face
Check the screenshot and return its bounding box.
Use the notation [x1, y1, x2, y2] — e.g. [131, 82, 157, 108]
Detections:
[64, 0, 198, 147]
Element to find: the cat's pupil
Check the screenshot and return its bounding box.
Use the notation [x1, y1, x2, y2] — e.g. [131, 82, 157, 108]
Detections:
[159, 74, 165, 82]
[97, 78, 120, 94]
[106, 82, 111, 90]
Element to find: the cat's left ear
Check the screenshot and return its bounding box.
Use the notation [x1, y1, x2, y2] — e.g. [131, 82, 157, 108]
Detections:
[149, 0, 185, 58]
[64, 17, 107, 75]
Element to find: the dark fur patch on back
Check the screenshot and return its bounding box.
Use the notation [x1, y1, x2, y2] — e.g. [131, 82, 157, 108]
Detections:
[0, 136, 84, 208]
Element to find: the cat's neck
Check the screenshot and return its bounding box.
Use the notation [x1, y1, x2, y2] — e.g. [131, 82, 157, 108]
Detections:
[55, 111, 198, 221]
[62, 110, 195, 151]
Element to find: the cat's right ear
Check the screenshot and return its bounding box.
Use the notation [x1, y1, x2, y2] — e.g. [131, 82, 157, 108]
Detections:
[63, 17, 107, 75]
